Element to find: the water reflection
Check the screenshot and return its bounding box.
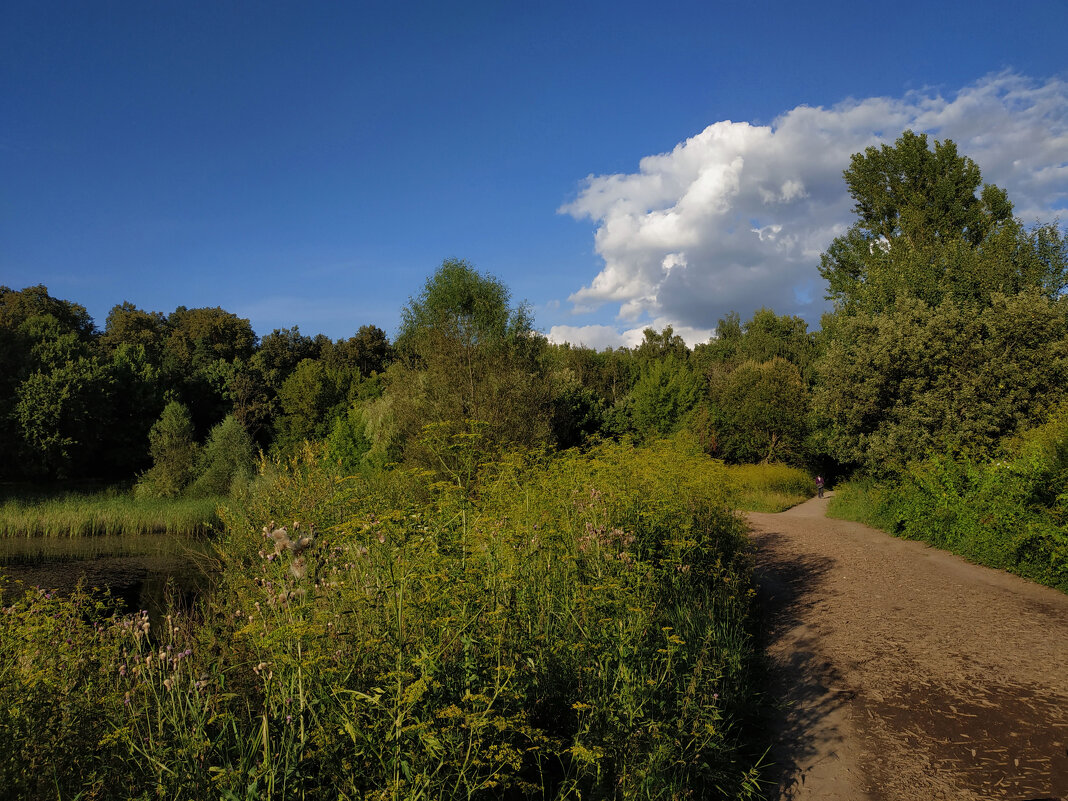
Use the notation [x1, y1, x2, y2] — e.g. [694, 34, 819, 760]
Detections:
[0, 535, 214, 622]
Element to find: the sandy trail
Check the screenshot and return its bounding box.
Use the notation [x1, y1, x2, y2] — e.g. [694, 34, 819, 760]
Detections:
[749, 494, 1068, 801]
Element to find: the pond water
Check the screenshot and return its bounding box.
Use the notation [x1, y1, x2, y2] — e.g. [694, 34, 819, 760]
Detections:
[0, 535, 215, 620]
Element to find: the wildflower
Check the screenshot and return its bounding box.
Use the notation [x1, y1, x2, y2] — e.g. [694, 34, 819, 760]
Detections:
[163, 678, 173, 691]
[290, 557, 307, 579]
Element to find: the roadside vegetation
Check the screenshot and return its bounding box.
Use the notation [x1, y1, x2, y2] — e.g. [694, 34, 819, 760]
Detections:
[829, 406, 1068, 592]
[815, 132, 1068, 593]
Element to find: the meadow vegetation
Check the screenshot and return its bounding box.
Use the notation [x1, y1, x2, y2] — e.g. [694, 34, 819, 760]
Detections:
[0, 438, 767, 799]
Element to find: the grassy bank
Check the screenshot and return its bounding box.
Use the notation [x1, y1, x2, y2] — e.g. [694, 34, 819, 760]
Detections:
[726, 462, 813, 512]
[829, 454, 1068, 594]
[0, 439, 767, 799]
[0, 491, 223, 537]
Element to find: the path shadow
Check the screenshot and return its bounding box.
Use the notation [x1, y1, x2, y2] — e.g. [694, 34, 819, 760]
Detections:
[750, 527, 862, 799]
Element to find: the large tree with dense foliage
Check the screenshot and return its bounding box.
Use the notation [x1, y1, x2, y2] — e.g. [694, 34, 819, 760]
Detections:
[704, 357, 809, 464]
[382, 259, 554, 476]
[813, 131, 1068, 473]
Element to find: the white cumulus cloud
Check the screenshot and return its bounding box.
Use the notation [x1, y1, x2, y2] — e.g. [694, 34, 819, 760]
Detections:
[553, 72, 1068, 348]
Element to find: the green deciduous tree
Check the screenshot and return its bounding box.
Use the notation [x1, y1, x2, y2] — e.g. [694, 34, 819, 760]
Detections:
[819, 130, 1066, 314]
[694, 308, 817, 377]
[627, 357, 701, 437]
[272, 358, 352, 454]
[813, 131, 1068, 472]
[813, 292, 1068, 473]
[706, 357, 809, 464]
[385, 259, 554, 476]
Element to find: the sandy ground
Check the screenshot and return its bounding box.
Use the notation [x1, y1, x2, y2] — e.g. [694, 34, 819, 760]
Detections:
[749, 493, 1068, 801]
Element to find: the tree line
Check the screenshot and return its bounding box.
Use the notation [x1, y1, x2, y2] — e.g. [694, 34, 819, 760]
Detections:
[3, 130, 1066, 504]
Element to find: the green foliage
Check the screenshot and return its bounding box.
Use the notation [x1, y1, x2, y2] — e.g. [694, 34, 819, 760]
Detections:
[634, 325, 689, 364]
[99, 301, 168, 362]
[396, 259, 530, 359]
[549, 369, 605, 450]
[817, 130, 1064, 313]
[705, 357, 808, 464]
[0, 491, 221, 537]
[0, 440, 766, 799]
[138, 401, 200, 498]
[273, 358, 352, 454]
[626, 357, 700, 437]
[326, 323, 394, 377]
[15, 355, 115, 479]
[724, 462, 814, 512]
[813, 292, 1068, 473]
[813, 132, 1068, 471]
[188, 414, 256, 497]
[326, 403, 374, 474]
[694, 308, 817, 377]
[383, 260, 554, 468]
[547, 342, 640, 408]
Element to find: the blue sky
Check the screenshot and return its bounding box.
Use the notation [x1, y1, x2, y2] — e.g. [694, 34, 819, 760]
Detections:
[3, 1, 1067, 347]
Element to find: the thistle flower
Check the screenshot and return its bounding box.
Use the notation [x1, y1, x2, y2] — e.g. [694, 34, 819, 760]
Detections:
[290, 557, 307, 580]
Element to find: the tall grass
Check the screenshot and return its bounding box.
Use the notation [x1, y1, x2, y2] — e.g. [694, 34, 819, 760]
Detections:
[725, 462, 813, 512]
[0, 439, 767, 799]
[0, 491, 223, 537]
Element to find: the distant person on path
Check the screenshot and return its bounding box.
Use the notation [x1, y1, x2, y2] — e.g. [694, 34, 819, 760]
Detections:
[816, 475, 825, 499]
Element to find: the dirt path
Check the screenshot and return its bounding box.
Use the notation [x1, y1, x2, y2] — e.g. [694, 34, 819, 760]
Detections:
[750, 494, 1068, 801]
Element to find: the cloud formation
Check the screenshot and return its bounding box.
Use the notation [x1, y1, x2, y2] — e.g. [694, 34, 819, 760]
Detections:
[553, 72, 1068, 348]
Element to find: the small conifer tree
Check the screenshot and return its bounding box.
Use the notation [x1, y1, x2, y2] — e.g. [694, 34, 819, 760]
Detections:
[137, 401, 198, 497]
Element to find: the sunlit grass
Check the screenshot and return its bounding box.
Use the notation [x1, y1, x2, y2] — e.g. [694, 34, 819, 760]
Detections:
[0, 491, 223, 538]
[725, 462, 813, 512]
[0, 440, 767, 799]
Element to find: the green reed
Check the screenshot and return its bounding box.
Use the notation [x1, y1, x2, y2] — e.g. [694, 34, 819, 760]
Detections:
[0, 492, 223, 538]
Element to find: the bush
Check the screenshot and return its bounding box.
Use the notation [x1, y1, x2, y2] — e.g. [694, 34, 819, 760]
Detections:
[136, 400, 198, 498]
